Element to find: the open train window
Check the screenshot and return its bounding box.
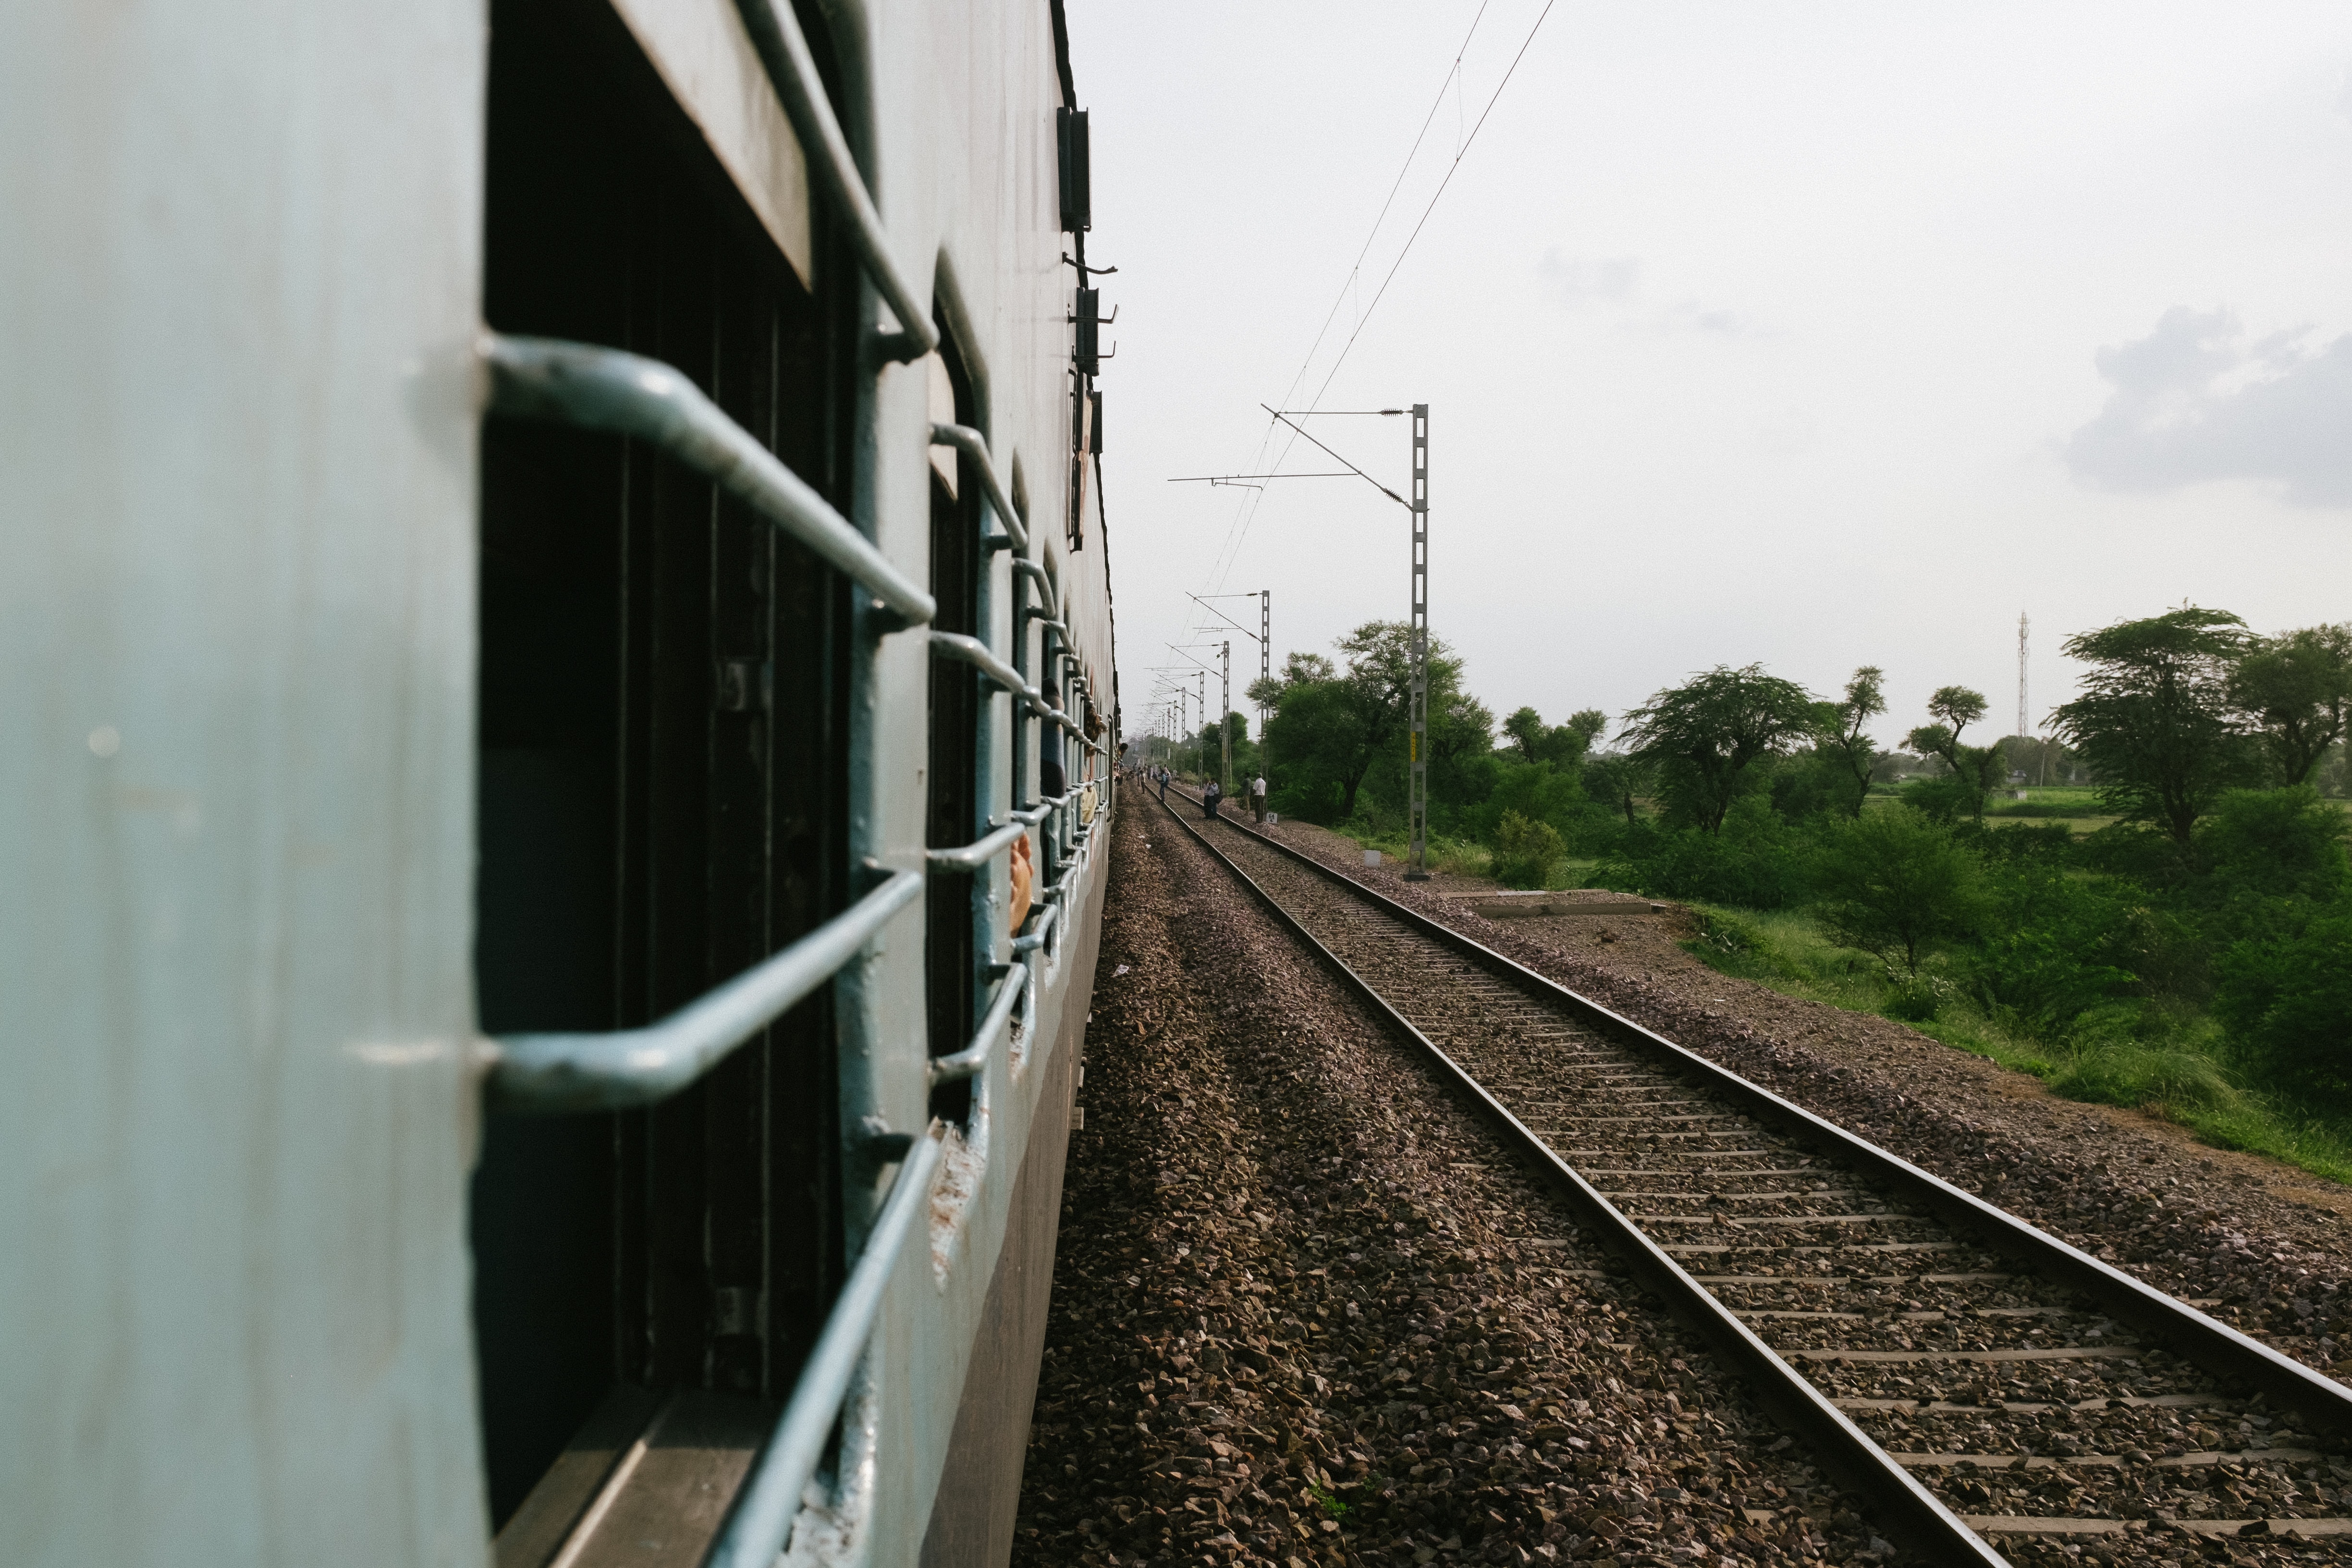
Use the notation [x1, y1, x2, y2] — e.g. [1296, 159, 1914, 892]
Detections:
[926, 329, 985, 1119]
[470, 0, 855, 1553]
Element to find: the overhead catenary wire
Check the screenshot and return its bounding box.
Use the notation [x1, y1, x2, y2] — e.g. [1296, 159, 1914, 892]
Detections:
[1192, 2, 1502, 595]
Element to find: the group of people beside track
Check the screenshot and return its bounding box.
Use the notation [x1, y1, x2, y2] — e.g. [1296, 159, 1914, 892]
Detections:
[1140, 765, 1267, 823]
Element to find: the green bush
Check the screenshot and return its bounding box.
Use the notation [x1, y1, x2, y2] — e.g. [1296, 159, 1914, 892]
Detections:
[1883, 975, 1952, 1022]
[2048, 1008, 2240, 1115]
[1813, 806, 1988, 977]
[1899, 774, 1980, 824]
[1492, 810, 1566, 888]
[1594, 796, 1810, 908]
[2213, 906, 2352, 1109]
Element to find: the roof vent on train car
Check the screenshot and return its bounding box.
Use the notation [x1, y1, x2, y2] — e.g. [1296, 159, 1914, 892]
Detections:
[1057, 108, 1091, 233]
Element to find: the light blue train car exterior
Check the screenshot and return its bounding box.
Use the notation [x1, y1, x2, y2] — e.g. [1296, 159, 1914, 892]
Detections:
[0, 1, 1116, 1563]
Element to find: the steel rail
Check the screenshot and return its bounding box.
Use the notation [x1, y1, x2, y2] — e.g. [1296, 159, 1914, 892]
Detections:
[1178, 796, 2352, 1446]
[482, 334, 935, 629]
[732, 0, 939, 361]
[1149, 796, 2005, 1565]
[706, 1132, 944, 1567]
[931, 422, 1028, 552]
[488, 870, 924, 1113]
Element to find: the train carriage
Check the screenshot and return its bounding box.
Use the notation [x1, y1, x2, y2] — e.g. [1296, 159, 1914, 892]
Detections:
[0, 2, 1117, 1564]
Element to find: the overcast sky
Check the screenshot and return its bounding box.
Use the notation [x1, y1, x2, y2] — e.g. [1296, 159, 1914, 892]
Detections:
[1067, 1, 2352, 754]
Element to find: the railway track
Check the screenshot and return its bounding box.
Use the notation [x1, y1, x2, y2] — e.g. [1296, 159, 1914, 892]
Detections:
[1151, 789, 2352, 1562]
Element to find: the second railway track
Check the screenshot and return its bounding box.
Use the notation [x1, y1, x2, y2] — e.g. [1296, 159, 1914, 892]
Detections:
[1154, 788, 2352, 1561]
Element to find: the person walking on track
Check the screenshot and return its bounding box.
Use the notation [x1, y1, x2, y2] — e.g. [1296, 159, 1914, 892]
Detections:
[1250, 772, 1267, 823]
[1157, 766, 1168, 804]
[1202, 779, 1222, 819]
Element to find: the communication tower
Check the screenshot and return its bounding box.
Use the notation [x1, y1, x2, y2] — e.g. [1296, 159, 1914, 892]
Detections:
[2017, 611, 2030, 740]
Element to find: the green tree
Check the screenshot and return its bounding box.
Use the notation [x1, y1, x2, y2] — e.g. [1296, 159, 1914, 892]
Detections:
[1619, 664, 1818, 835]
[1501, 706, 1602, 769]
[2230, 623, 2352, 786]
[2052, 607, 2259, 847]
[1813, 665, 1886, 818]
[1813, 806, 1989, 978]
[1583, 752, 1654, 828]
[1902, 685, 2005, 821]
[1257, 622, 1466, 821]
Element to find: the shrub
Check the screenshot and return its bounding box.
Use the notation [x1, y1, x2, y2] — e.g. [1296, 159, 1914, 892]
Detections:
[2213, 906, 2352, 1109]
[1594, 796, 1810, 908]
[1883, 975, 1952, 1022]
[1964, 925, 2137, 1030]
[1899, 774, 1979, 824]
[2047, 1007, 2240, 1115]
[1813, 806, 1988, 977]
[1492, 810, 1566, 889]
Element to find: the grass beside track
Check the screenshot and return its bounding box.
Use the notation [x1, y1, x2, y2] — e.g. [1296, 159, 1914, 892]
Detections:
[1681, 903, 2352, 1187]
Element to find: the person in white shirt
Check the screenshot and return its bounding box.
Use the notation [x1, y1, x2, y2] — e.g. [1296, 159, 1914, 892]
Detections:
[1250, 773, 1268, 823]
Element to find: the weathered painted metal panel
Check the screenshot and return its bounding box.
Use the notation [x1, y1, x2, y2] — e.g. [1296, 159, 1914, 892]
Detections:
[0, 0, 1111, 1560]
[0, 4, 490, 1564]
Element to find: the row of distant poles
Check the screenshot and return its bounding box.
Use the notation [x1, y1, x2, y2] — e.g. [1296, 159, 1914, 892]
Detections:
[1164, 405, 1433, 879]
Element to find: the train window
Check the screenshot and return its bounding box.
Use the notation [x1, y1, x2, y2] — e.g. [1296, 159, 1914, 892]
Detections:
[926, 325, 983, 1119]
[471, 0, 854, 1550]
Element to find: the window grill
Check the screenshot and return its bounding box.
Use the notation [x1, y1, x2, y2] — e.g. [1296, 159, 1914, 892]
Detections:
[474, 0, 1112, 1558]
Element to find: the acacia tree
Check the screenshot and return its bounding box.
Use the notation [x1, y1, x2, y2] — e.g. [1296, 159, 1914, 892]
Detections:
[1257, 622, 1466, 821]
[1619, 664, 1817, 834]
[1582, 751, 1654, 828]
[1501, 705, 1606, 768]
[1812, 665, 1886, 817]
[2053, 607, 2258, 846]
[2230, 623, 2352, 785]
[1903, 685, 2006, 821]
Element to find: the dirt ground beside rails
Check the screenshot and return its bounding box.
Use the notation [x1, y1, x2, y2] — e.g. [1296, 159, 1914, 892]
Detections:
[1262, 820, 2352, 1391]
[1013, 801, 1897, 1568]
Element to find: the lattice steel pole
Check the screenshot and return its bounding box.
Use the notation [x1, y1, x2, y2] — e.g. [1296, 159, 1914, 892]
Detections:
[1260, 591, 1271, 685]
[1406, 403, 1430, 880]
[1196, 671, 1207, 778]
[1220, 641, 1232, 793]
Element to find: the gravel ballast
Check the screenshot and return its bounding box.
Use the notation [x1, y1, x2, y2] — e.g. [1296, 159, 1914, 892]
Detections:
[1014, 800, 1892, 1567]
[1259, 818, 2352, 1389]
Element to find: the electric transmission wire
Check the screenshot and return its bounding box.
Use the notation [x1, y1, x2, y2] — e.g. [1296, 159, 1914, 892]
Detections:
[1197, 2, 1498, 595]
[1203, 0, 1560, 597]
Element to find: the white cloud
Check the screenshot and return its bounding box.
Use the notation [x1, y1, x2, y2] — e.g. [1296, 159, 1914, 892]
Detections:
[2064, 306, 2352, 508]
[1536, 250, 1749, 336]
[1537, 250, 1641, 305]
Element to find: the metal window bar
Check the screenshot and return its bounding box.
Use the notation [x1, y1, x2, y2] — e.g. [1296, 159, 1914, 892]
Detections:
[487, 870, 924, 1113]
[1011, 903, 1058, 955]
[927, 963, 1029, 1085]
[929, 631, 1073, 728]
[730, 0, 938, 361]
[926, 819, 1028, 873]
[483, 333, 935, 630]
[1012, 558, 1060, 619]
[931, 422, 1027, 553]
[705, 1131, 944, 1568]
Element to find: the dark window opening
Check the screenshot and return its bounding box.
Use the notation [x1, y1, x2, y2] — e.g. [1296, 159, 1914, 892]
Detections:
[471, 0, 855, 1539]
[926, 323, 983, 1124]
